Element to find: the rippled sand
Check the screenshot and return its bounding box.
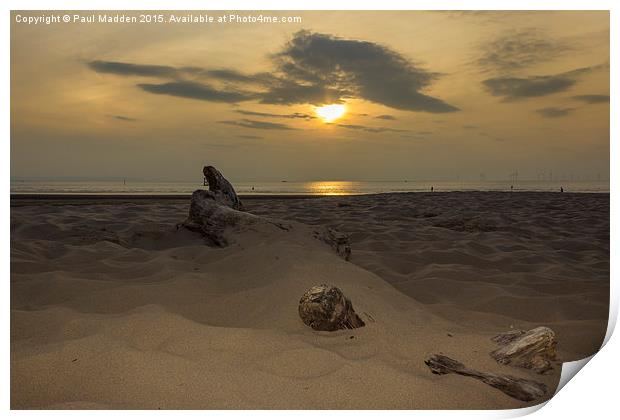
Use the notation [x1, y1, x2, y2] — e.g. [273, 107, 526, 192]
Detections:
[11, 192, 608, 409]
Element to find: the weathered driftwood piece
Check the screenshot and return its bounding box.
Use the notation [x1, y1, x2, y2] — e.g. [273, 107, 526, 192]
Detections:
[203, 165, 244, 210]
[298, 284, 365, 331]
[182, 166, 355, 261]
[313, 227, 352, 261]
[490, 327, 557, 374]
[180, 189, 289, 246]
[424, 354, 547, 402]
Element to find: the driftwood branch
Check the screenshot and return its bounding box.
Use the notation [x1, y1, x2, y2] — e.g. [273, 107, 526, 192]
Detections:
[425, 354, 547, 402]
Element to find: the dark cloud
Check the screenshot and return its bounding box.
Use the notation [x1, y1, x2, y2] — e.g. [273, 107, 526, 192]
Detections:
[259, 81, 347, 106]
[138, 81, 257, 103]
[462, 125, 478, 129]
[235, 109, 315, 120]
[337, 124, 409, 133]
[91, 60, 275, 86]
[268, 30, 458, 112]
[89, 60, 178, 78]
[482, 65, 606, 101]
[89, 31, 459, 113]
[198, 68, 258, 83]
[192, 68, 275, 85]
[237, 134, 263, 139]
[572, 94, 610, 104]
[375, 114, 396, 120]
[536, 107, 574, 118]
[109, 115, 137, 122]
[477, 30, 571, 73]
[483, 75, 575, 100]
[218, 119, 295, 130]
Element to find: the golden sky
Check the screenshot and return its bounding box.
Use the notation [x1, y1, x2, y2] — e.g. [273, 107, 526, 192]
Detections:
[11, 11, 609, 181]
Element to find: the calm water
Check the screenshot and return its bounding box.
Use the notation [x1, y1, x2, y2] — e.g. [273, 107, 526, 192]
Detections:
[10, 179, 609, 195]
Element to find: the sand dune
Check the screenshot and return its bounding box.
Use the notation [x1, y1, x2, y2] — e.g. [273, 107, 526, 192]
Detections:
[248, 192, 609, 362]
[11, 192, 608, 409]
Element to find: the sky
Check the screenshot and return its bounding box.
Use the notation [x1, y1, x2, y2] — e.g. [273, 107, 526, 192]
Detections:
[11, 11, 610, 182]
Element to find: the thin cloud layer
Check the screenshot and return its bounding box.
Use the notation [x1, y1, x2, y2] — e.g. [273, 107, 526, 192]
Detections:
[477, 30, 571, 73]
[138, 81, 257, 103]
[89, 60, 178, 78]
[536, 107, 574, 118]
[218, 119, 296, 130]
[109, 115, 138, 122]
[337, 124, 409, 133]
[482, 65, 606, 101]
[483, 75, 576, 100]
[236, 110, 316, 120]
[572, 94, 610, 104]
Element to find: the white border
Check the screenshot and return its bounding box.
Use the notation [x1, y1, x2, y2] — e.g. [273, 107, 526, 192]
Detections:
[3, 1, 616, 419]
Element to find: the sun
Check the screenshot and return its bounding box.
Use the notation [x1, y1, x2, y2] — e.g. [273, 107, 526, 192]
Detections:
[315, 104, 346, 123]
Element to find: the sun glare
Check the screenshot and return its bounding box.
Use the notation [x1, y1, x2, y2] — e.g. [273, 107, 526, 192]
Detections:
[315, 104, 346, 123]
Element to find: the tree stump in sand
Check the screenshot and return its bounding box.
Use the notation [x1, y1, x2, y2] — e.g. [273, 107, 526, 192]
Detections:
[490, 327, 557, 374]
[298, 285, 365, 331]
[203, 165, 244, 210]
[425, 354, 547, 402]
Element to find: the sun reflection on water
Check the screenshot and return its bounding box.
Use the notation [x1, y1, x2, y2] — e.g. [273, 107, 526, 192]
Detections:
[307, 181, 357, 196]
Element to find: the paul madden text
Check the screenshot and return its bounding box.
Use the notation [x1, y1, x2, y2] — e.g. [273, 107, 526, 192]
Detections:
[13, 13, 303, 25]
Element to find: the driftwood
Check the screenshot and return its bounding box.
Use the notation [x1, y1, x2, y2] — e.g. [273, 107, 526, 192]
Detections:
[182, 166, 354, 261]
[180, 189, 289, 246]
[490, 327, 557, 374]
[203, 165, 244, 210]
[298, 284, 365, 331]
[425, 354, 547, 402]
[313, 227, 352, 261]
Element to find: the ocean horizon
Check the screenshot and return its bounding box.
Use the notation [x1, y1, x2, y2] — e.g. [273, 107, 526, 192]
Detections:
[10, 179, 610, 195]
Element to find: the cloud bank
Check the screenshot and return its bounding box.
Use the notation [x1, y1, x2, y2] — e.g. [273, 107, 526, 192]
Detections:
[88, 30, 459, 114]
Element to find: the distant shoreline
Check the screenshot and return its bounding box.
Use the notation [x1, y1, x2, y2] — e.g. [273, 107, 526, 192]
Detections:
[10, 190, 609, 203]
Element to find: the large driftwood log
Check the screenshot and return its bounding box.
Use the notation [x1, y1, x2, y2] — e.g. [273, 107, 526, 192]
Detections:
[298, 284, 365, 331]
[490, 327, 557, 374]
[425, 354, 547, 402]
[182, 166, 354, 261]
[180, 189, 289, 246]
[203, 165, 244, 210]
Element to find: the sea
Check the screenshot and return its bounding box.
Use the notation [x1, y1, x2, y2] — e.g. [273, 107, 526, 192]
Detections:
[10, 179, 610, 196]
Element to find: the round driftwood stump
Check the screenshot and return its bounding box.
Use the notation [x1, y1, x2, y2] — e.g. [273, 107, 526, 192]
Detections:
[490, 326, 557, 374]
[298, 285, 365, 331]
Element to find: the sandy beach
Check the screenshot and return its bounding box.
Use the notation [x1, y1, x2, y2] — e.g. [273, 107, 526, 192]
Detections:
[10, 192, 608, 409]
